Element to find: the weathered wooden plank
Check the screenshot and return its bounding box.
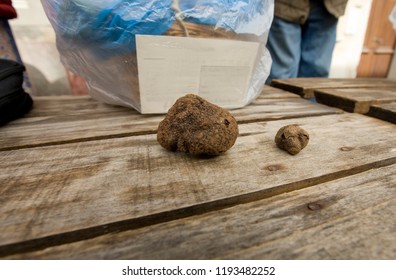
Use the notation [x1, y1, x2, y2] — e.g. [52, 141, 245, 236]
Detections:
[26, 86, 297, 119]
[259, 85, 300, 99]
[367, 102, 396, 124]
[231, 98, 342, 124]
[314, 88, 396, 114]
[25, 95, 131, 118]
[0, 113, 395, 256]
[0, 91, 340, 151]
[8, 164, 395, 260]
[271, 78, 396, 98]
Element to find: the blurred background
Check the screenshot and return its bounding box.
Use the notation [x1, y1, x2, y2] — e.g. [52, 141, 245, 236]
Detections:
[4, 0, 396, 97]
[8, 0, 71, 96]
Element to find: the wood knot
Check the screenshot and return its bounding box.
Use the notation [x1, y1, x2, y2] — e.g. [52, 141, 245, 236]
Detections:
[265, 164, 286, 172]
[307, 202, 322, 211]
[340, 146, 355, 152]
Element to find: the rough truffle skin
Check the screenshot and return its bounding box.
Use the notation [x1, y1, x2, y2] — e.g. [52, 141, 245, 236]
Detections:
[275, 124, 309, 155]
[157, 94, 239, 156]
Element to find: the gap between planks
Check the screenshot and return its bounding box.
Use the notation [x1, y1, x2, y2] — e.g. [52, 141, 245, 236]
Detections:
[0, 130, 156, 152]
[1, 156, 395, 258]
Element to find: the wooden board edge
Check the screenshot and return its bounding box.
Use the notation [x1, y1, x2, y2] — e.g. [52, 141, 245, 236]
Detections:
[314, 90, 357, 113]
[367, 104, 396, 124]
[270, 80, 309, 98]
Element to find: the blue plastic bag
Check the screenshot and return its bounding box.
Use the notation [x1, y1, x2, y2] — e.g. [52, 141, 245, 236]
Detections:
[41, 0, 274, 111]
[44, 0, 175, 55]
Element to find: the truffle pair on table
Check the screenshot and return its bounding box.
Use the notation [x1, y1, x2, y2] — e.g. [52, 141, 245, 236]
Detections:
[157, 94, 309, 156]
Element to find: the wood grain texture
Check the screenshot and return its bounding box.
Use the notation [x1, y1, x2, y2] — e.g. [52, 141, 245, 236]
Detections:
[24, 96, 129, 118]
[0, 89, 340, 151]
[19, 86, 298, 119]
[271, 78, 396, 98]
[8, 164, 396, 260]
[258, 85, 300, 99]
[0, 113, 395, 256]
[367, 102, 396, 124]
[314, 88, 396, 114]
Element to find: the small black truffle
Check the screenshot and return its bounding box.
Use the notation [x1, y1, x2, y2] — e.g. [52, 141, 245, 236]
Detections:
[275, 124, 309, 155]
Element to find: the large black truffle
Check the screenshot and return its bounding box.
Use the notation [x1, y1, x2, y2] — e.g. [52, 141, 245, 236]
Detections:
[157, 94, 239, 156]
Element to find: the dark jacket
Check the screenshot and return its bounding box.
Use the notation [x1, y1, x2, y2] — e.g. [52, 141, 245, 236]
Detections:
[274, 0, 348, 24]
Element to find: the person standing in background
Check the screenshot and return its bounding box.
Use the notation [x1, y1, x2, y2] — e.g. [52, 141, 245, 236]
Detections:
[266, 0, 348, 83]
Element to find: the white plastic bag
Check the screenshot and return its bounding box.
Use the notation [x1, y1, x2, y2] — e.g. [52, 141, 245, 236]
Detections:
[41, 0, 274, 113]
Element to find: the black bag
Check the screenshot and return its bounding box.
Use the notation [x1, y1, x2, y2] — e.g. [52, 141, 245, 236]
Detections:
[0, 59, 33, 126]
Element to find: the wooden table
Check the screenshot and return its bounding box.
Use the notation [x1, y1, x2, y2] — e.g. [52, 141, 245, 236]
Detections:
[271, 78, 396, 124]
[1, 86, 395, 260]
